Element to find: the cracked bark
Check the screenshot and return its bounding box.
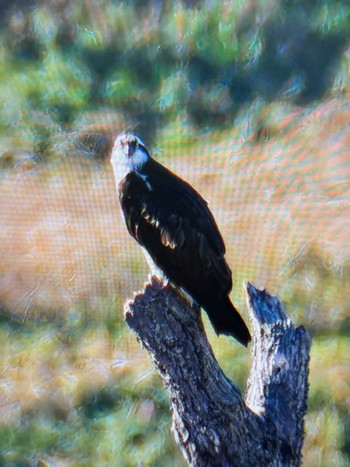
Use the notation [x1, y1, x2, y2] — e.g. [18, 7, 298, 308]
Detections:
[124, 278, 311, 466]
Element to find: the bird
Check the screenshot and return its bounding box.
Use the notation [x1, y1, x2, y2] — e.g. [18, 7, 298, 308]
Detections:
[110, 132, 251, 346]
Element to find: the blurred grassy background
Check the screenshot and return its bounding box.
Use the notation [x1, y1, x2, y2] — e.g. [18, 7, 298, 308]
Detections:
[0, 0, 349, 465]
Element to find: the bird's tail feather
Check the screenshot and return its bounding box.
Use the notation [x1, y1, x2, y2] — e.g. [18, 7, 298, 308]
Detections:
[206, 296, 251, 347]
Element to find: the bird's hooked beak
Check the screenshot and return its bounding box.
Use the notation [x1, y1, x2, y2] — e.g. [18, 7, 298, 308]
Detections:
[127, 140, 137, 158]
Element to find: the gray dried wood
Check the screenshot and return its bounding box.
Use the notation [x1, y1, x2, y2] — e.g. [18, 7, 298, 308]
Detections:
[125, 278, 311, 467]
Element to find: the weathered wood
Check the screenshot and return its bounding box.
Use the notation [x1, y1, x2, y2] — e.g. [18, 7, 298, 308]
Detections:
[124, 277, 311, 466]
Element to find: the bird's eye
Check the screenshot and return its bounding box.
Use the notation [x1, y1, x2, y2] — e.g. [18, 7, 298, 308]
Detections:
[129, 139, 138, 151]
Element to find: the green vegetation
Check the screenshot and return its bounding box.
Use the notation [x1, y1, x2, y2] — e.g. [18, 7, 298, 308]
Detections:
[0, 0, 349, 465]
[1, 0, 349, 150]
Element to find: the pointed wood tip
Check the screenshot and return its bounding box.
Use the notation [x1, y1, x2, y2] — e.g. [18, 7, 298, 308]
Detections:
[244, 281, 288, 325]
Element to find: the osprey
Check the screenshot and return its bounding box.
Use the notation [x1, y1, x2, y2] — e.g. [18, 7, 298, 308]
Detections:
[111, 132, 251, 346]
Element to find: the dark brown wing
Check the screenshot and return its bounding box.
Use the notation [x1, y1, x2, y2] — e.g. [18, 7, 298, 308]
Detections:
[119, 160, 232, 297]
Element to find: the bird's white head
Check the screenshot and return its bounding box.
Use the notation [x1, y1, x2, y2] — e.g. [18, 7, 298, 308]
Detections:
[110, 132, 150, 183]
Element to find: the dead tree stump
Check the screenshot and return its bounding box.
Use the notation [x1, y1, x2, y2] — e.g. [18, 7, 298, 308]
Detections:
[125, 278, 311, 466]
